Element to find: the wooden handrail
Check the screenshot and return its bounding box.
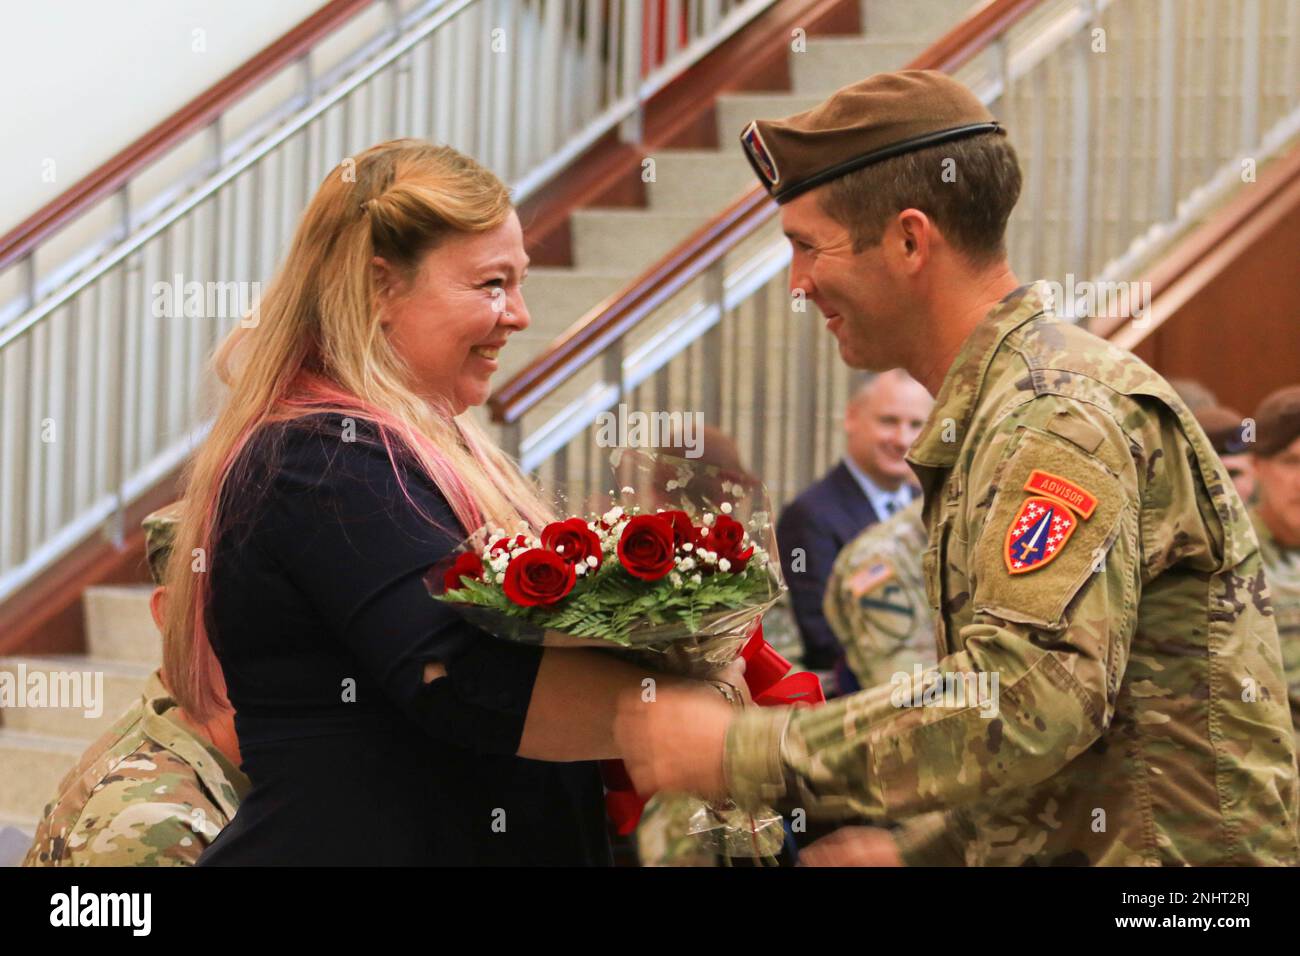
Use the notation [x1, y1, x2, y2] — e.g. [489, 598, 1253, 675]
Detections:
[489, 0, 1046, 425]
[0, 0, 375, 274]
[1093, 143, 1300, 345]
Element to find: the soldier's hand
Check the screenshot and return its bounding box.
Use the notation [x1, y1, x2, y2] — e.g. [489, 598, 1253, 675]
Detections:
[615, 682, 734, 800]
[799, 826, 902, 867]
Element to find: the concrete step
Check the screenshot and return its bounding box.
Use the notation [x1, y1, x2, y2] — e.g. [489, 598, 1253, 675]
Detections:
[0, 655, 152, 741]
[643, 150, 757, 212]
[83, 584, 160, 666]
[570, 210, 705, 274]
[0, 729, 83, 823]
[860, 0, 976, 37]
[518, 267, 627, 342]
[715, 93, 825, 146]
[791, 37, 928, 94]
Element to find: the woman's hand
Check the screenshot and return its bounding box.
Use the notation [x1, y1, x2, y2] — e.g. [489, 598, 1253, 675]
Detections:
[707, 656, 753, 707]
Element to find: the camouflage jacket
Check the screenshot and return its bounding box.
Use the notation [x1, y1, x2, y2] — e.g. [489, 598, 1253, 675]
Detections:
[22, 670, 248, 866]
[824, 498, 935, 688]
[1251, 507, 1300, 747]
[725, 283, 1299, 866]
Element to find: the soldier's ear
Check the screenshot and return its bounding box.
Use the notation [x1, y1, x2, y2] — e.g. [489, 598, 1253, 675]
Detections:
[149, 587, 167, 632]
[889, 209, 931, 275]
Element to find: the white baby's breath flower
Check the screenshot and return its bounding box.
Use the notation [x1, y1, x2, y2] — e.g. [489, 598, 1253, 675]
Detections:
[621, 486, 634, 495]
[720, 502, 733, 514]
[682, 542, 694, 552]
[678, 557, 696, 572]
[555, 544, 565, 554]
[691, 573, 703, 586]
[718, 558, 732, 572]
[575, 564, 587, 576]
[585, 555, 598, 568]
[602, 505, 625, 524]
[702, 513, 716, 526]
[670, 572, 683, 588]
[700, 549, 717, 564]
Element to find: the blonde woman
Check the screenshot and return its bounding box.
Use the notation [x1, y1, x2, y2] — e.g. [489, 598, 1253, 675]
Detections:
[164, 140, 701, 865]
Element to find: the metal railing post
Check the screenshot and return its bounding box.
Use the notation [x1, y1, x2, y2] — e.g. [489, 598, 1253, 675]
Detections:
[620, 0, 645, 143]
[701, 258, 725, 427]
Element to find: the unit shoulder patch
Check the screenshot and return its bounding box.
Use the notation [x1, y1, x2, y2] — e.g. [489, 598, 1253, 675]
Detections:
[973, 427, 1126, 627]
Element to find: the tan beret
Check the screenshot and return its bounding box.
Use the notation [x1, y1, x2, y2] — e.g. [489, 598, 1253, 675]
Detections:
[739, 70, 1002, 204]
[1254, 385, 1300, 458]
[1194, 405, 1249, 456]
[142, 500, 184, 585]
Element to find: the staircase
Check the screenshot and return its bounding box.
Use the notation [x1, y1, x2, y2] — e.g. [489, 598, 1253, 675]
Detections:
[500, 0, 976, 383]
[0, 586, 158, 839]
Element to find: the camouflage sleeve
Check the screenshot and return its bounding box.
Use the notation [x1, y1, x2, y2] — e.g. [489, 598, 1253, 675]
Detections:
[725, 401, 1142, 821]
[892, 811, 966, 866]
[57, 764, 220, 866]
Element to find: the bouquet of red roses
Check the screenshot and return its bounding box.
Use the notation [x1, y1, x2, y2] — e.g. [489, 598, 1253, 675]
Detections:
[426, 449, 813, 860]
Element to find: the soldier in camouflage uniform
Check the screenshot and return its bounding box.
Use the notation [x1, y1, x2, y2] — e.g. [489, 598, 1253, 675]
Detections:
[824, 498, 933, 688]
[23, 503, 248, 866]
[618, 71, 1299, 866]
[1249, 386, 1300, 749]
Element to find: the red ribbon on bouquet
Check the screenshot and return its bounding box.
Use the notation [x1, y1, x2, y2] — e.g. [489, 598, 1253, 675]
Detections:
[601, 622, 825, 835]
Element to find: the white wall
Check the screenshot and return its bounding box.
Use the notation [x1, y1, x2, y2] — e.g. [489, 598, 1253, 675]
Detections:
[0, 0, 328, 232]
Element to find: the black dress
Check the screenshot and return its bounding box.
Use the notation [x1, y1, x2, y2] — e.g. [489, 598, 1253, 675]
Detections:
[196, 414, 611, 866]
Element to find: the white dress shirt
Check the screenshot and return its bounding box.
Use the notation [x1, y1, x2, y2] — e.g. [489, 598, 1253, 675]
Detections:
[842, 456, 915, 521]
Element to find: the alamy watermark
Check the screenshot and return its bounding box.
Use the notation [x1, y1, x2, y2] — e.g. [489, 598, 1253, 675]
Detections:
[0, 664, 102, 719]
[594, 403, 704, 458]
[890, 664, 1000, 718]
[1042, 274, 1152, 325]
[151, 274, 261, 327]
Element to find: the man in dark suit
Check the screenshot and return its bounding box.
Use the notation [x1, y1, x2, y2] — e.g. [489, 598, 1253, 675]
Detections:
[777, 369, 932, 691]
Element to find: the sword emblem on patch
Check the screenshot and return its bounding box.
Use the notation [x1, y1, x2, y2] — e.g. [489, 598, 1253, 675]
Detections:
[1003, 470, 1097, 574]
[1004, 497, 1077, 573]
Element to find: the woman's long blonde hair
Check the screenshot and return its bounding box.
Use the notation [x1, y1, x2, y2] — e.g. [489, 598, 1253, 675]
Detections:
[164, 139, 552, 722]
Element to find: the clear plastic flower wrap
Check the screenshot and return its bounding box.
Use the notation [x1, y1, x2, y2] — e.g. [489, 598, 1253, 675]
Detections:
[424, 447, 792, 861]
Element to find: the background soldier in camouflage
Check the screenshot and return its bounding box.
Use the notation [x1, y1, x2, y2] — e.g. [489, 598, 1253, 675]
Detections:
[617, 70, 1299, 866]
[1249, 386, 1300, 748]
[23, 503, 248, 866]
[824, 498, 933, 688]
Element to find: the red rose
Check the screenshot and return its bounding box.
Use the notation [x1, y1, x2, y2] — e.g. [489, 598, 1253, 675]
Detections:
[720, 543, 756, 573]
[541, 518, 603, 569]
[443, 552, 485, 591]
[617, 515, 677, 581]
[658, 510, 701, 549]
[489, 533, 528, 555]
[701, 514, 745, 554]
[502, 548, 576, 607]
[697, 515, 755, 572]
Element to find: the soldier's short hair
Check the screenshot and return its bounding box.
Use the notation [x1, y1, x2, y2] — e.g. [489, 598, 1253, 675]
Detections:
[142, 501, 184, 586]
[818, 132, 1023, 268]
